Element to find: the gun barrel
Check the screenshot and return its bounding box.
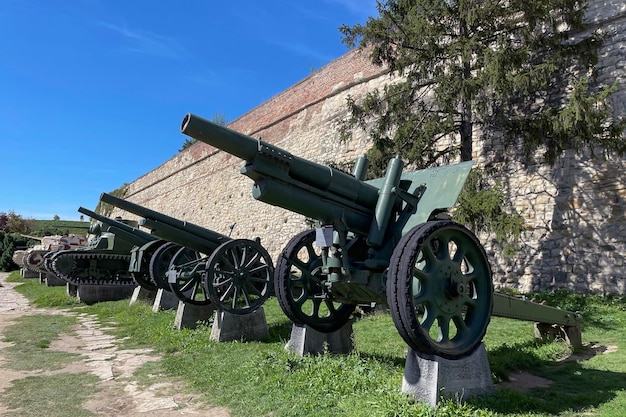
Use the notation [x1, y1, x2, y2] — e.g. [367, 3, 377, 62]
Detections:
[181, 113, 259, 161]
[181, 113, 381, 228]
[140, 218, 227, 255]
[78, 207, 155, 245]
[100, 192, 229, 247]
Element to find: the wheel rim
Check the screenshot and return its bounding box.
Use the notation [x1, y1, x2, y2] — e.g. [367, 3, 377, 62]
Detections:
[275, 230, 355, 332]
[390, 221, 492, 358]
[149, 242, 182, 290]
[168, 247, 211, 306]
[205, 239, 273, 314]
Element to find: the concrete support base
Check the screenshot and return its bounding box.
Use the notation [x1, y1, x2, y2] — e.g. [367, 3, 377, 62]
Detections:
[402, 343, 493, 407]
[210, 308, 269, 342]
[67, 283, 78, 297]
[152, 288, 180, 312]
[21, 268, 39, 278]
[129, 286, 158, 306]
[76, 285, 135, 305]
[174, 301, 216, 330]
[45, 272, 66, 287]
[285, 321, 354, 356]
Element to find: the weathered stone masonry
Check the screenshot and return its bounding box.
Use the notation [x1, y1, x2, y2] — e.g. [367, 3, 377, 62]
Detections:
[110, 1, 625, 295]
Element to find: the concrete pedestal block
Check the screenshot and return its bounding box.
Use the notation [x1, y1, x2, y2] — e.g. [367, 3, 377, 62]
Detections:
[45, 272, 66, 287]
[402, 343, 493, 407]
[285, 321, 354, 356]
[210, 308, 269, 342]
[76, 285, 135, 305]
[67, 283, 78, 297]
[39, 272, 45, 284]
[152, 288, 180, 312]
[129, 286, 158, 306]
[174, 301, 215, 330]
[21, 268, 39, 278]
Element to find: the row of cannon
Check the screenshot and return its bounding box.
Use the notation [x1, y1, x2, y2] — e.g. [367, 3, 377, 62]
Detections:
[13, 113, 582, 360]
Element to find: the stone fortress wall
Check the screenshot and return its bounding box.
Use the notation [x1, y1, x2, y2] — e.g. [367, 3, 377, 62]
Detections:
[110, 1, 626, 295]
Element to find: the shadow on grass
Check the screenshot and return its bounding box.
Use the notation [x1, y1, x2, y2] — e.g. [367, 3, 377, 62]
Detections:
[265, 321, 293, 343]
[475, 361, 626, 414]
[474, 341, 626, 414]
[357, 351, 406, 368]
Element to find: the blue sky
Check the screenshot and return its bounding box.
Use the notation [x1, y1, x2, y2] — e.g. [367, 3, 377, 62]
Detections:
[0, 0, 377, 221]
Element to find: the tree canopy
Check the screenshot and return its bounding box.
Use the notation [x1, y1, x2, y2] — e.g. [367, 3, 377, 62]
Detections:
[0, 211, 34, 234]
[339, 0, 626, 174]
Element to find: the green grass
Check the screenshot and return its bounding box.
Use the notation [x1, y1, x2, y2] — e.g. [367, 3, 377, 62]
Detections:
[0, 373, 100, 417]
[30, 219, 90, 237]
[7, 271, 626, 417]
[1, 314, 83, 371]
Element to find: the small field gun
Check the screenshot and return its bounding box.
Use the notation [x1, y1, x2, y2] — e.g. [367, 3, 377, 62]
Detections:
[99, 192, 274, 314]
[181, 112, 582, 359]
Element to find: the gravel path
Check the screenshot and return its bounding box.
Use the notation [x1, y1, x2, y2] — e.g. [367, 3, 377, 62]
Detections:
[0, 272, 230, 417]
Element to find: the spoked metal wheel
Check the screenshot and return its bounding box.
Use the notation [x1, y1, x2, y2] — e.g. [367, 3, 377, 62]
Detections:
[388, 220, 493, 359]
[275, 230, 355, 332]
[168, 246, 211, 306]
[149, 242, 183, 290]
[205, 239, 274, 315]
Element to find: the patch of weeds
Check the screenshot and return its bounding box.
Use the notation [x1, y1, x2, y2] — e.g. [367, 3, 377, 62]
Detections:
[6, 271, 23, 282]
[12, 280, 81, 308]
[0, 372, 99, 417]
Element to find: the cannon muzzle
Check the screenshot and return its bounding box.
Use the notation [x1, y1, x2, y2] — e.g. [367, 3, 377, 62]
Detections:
[181, 113, 259, 162]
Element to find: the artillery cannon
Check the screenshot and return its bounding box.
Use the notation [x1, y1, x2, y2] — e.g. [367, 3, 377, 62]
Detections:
[46, 210, 154, 287]
[181, 112, 582, 359]
[99, 192, 274, 315]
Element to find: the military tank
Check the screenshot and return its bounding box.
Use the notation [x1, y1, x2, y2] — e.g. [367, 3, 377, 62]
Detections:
[21, 234, 87, 274]
[48, 219, 148, 286]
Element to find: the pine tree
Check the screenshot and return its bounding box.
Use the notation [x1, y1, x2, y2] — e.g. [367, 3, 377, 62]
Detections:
[339, 0, 625, 249]
[339, 0, 625, 171]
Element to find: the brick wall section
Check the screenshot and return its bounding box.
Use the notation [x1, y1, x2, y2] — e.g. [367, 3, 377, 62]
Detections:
[116, 48, 390, 258]
[111, 2, 625, 295]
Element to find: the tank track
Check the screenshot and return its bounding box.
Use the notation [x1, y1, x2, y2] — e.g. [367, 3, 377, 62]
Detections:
[51, 251, 136, 286]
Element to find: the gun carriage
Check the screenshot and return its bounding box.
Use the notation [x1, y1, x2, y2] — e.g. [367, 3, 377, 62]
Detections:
[181, 113, 582, 359]
[99, 192, 274, 315]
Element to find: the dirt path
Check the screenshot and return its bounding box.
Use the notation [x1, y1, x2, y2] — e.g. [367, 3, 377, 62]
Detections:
[0, 272, 230, 417]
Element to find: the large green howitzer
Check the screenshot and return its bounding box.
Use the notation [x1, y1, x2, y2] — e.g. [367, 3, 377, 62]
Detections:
[181, 113, 582, 358]
[100, 192, 274, 314]
[46, 208, 154, 287]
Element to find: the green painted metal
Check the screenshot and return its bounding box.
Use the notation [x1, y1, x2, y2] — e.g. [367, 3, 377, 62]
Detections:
[180, 112, 583, 357]
[100, 192, 274, 313]
[77, 206, 155, 247]
[45, 209, 151, 287]
[100, 193, 229, 254]
[493, 292, 582, 327]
